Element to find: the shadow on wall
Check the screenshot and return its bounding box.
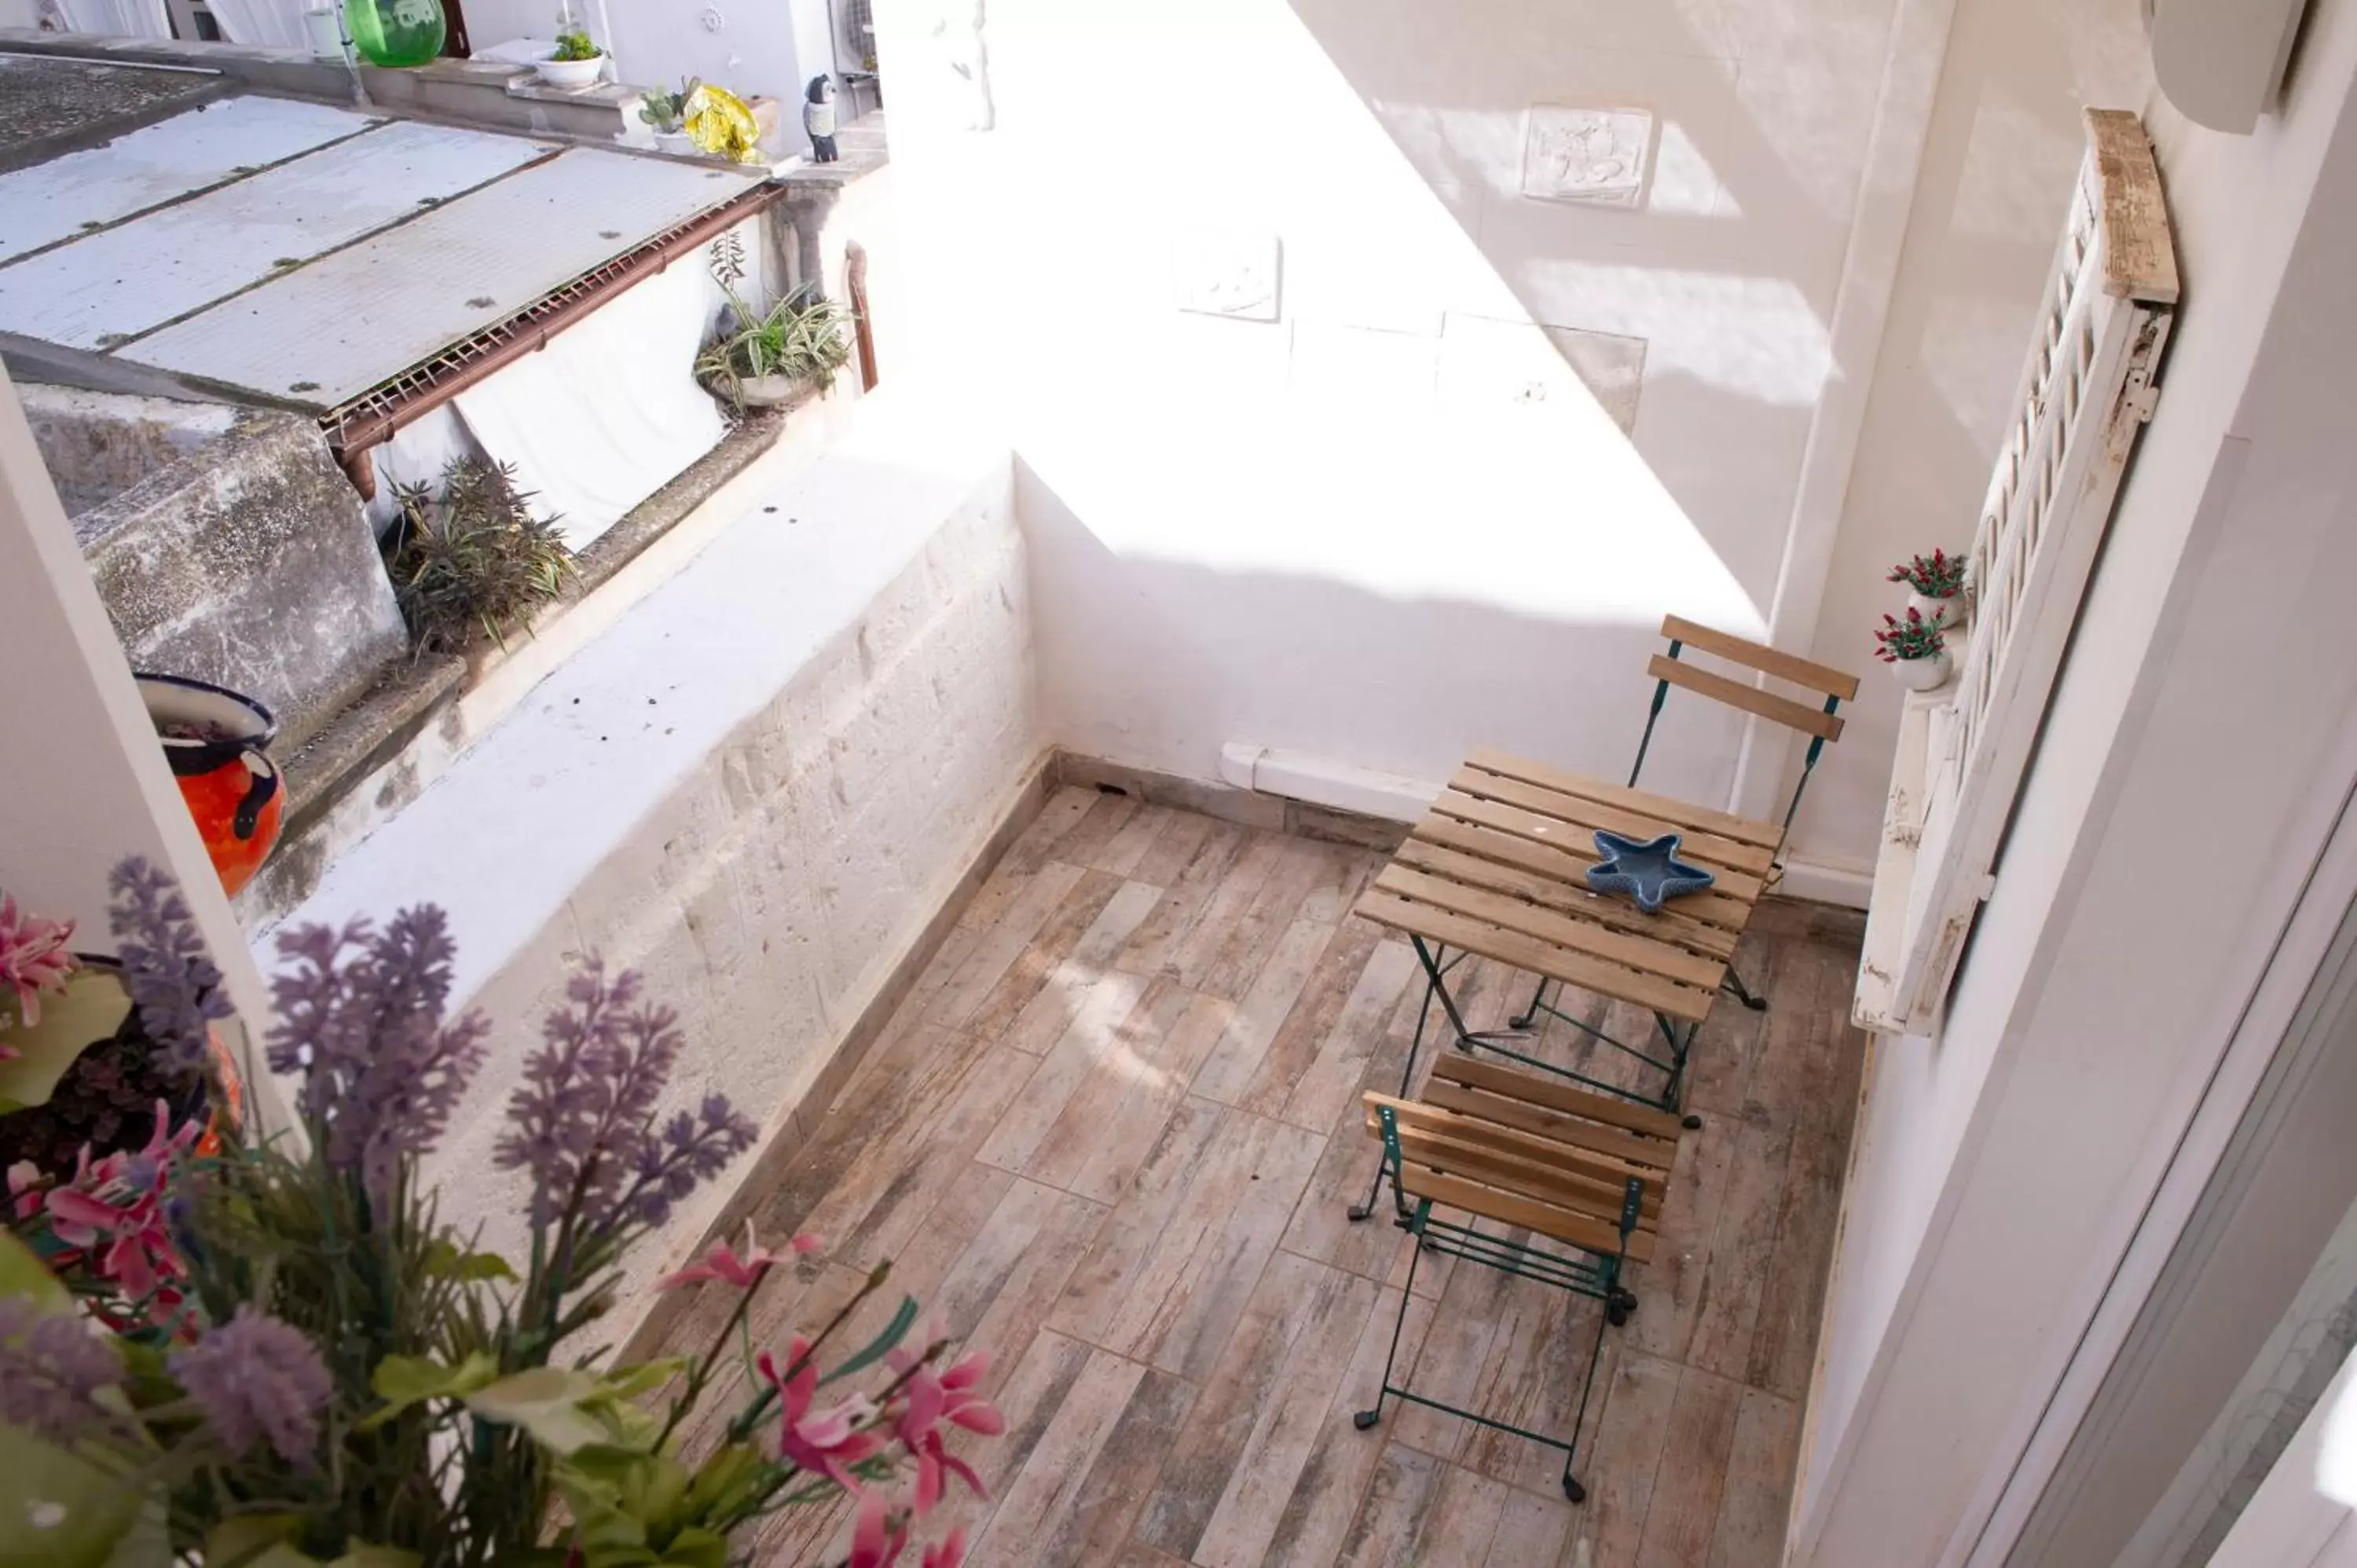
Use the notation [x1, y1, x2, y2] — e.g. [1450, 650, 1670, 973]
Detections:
[1017, 448, 1763, 816]
[879, 0, 1927, 826]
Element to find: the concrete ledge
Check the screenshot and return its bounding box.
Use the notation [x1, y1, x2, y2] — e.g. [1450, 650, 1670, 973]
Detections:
[0, 30, 353, 105]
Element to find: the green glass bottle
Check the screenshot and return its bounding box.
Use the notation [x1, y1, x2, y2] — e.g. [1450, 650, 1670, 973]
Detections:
[345, 0, 445, 68]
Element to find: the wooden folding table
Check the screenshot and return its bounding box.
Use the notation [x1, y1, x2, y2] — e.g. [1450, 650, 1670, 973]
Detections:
[1351, 746, 1781, 1133]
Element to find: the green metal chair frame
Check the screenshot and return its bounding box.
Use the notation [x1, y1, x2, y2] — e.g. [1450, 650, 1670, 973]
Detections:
[1351, 1101, 1650, 1504]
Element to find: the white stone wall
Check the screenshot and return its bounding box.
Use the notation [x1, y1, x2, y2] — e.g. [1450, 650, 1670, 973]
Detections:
[258, 396, 1040, 1310]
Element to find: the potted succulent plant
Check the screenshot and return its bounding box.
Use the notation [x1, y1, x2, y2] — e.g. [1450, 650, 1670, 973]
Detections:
[639, 76, 700, 154]
[1875, 606, 1952, 691]
[534, 20, 607, 88]
[1888, 548, 1968, 631]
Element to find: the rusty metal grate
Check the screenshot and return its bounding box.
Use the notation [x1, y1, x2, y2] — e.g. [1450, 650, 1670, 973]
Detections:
[317, 179, 786, 460]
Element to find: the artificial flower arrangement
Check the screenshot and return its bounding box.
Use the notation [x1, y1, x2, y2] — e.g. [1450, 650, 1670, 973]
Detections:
[1886, 548, 1967, 602]
[2, 860, 995, 1568]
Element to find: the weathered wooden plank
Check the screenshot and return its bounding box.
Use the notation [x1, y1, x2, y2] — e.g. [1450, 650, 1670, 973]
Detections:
[1354, 890, 1717, 1023]
[1022, 987, 1234, 1204]
[1396, 833, 1743, 960]
[1376, 863, 1724, 991]
[1448, 765, 1780, 876]
[1427, 790, 1768, 904]
[1191, 916, 1345, 1107]
[1634, 1365, 1746, 1568]
[1706, 1387, 1803, 1568]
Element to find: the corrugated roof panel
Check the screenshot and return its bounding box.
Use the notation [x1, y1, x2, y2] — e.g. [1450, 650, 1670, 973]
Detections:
[0, 97, 376, 265]
[0, 119, 552, 350]
[126, 151, 762, 408]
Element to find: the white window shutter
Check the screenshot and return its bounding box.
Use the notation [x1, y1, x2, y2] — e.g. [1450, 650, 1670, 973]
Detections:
[1856, 110, 2177, 1034]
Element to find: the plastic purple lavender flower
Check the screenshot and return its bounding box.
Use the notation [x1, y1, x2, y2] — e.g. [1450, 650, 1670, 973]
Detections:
[108, 856, 233, 1074]
[266, 908, 491, 1204]
[167, 1305, 332, 1467]
[495, 960, 755, 1242]
[0, 1297, 124, 1441]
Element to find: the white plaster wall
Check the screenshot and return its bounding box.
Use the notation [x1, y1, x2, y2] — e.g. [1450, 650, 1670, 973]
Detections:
[1795, 0, 2357, 1556]
[257, 392, 1039, 1310]
[1783, 0, 2151, 874]
[881, 0, 1903, 819]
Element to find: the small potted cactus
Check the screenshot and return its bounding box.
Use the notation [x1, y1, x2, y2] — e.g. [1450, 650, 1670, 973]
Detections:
[1875, 606, 1952, 691]
[1888, 548, 1968, 630]
[639, 76, 699, 154]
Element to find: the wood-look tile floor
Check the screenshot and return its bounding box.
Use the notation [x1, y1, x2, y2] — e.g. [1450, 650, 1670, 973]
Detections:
[654, 786, 1870, 1568]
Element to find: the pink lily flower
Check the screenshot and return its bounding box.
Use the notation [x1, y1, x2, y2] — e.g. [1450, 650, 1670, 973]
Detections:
[0, 893, 75, 1037]
[849, 1487, 909, 1568]
[886, 1344, 1002, 1510]
[756, 1335, 885, 1490]
[7, 1161, 43, 1220]
[654, 1222, 819, 1292]
[920, 1531, 966, 1568]
[37, 1103, 197, 1301]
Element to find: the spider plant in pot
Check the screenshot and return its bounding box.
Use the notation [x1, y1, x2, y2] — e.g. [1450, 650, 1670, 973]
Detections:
[1888, 548, 1968, 630]
[696, 282, 856, 410]
[639, 75, 698, 153]
[1875, 606, 1952, 691]
[535, 20, 605, 87]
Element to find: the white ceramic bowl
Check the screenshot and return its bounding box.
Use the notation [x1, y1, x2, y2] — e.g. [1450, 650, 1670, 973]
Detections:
[534, 53, 605, 89]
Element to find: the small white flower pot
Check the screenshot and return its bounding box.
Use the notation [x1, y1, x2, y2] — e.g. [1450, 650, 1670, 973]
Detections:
[1890, 651, 1952, 692]
[1906, 590, 1967, 632]
[534, 54, 605, 89]
[654, 129, 697, 156]
[731, 372, 806, 407]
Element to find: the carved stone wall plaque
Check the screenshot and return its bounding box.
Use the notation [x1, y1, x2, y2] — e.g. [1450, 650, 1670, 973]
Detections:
[1171, 230, 1281, 322]
[1522, 105, 1655, 209]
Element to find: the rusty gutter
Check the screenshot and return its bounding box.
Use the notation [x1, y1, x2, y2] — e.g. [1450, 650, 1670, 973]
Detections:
[321, 177, 788, 498]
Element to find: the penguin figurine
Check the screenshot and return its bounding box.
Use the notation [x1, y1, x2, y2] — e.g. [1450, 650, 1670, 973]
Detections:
[804, 75, 840, 163]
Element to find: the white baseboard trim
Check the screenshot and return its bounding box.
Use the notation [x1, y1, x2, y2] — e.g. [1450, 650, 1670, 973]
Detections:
[1777, 854, 1875, 910]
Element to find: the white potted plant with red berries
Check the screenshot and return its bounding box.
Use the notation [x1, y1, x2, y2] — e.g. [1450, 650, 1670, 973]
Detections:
[1875, 606, 1952, 691]
[1887, 549, 1967, 632]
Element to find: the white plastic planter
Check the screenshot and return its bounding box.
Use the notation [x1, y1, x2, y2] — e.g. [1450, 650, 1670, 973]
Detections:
[1890, 650, 1953, 692]
[535, 54, 605, 89]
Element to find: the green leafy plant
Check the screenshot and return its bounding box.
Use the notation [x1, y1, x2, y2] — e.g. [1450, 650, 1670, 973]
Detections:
[552, 27, 601, 60]
[695, 282, 856, 408]
[1874, 605, 1948, 663]
[1887, 548, 1966, 599]
[385, 458, 572, 654]
[639, 77, 698, 133]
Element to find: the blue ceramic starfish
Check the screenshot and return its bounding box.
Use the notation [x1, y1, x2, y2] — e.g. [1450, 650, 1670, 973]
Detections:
[1585, 830, 1715, 912]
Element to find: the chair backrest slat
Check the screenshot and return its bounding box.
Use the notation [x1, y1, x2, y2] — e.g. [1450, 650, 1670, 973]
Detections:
[1660, 614, 1860, 702]
[1647, 655, 1846, 742]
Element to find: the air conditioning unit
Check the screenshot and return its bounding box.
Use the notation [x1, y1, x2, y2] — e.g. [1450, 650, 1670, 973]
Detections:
[2146, 0, 2309, 133]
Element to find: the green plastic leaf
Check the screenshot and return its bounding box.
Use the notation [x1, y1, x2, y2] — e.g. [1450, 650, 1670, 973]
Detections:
[0, 969, 133, 1115]
[592, 1357, 689, 1405]
[681, 1444, 768, 1519]
[654, 1529, 728, 1568]
[421, 1240, 516, 1283]
[361, 1351, 500, 1430]
[819, 1295, 918, 1386]
[0, 1424, 140, 1568]
[465, 1367, 609, 1454]
[0, 1231, 69, 1311]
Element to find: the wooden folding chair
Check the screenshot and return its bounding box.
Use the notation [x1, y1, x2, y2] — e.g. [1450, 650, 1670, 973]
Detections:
[1351, 1054, 1683, 1503]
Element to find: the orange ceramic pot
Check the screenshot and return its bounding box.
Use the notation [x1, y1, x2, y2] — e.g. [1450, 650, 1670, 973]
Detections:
[136, 674, 284, 898]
